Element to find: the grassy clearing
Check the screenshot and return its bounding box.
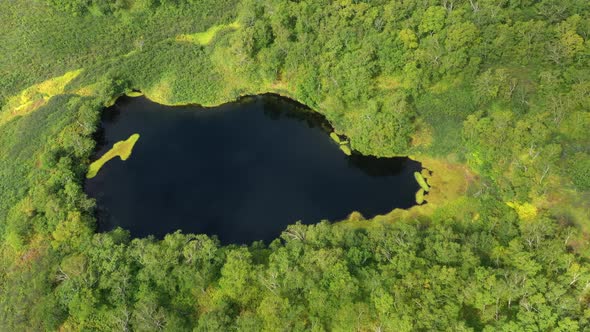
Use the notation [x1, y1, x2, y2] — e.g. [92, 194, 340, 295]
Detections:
[341, 156, 474, 228]
[545, 186, 590, 234]
[73, 83, 100, 97]
[0, 69, 82, 126]
[175, 21, 240, 45]
[86, 133, 140, 179]
[143, 79, 175, 105]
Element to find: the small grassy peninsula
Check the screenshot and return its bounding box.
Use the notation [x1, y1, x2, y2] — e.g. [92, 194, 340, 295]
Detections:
[86, 133, 140, 179]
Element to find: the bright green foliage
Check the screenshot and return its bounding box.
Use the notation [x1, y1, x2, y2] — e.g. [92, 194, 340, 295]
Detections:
[125, 91, 143, 97]
[419, 6, 447, 35]
[415, 188, 425, 204]
[445, 22, 479, 51]
[86, 133, 140, 179]
[330, 132, 342, 144]
[5, 216, 587, 330]
[0, 0, 589, 330]
[414, 172, 430, 192]
[399, 29, 418, 49]
[176, 21, 240, 45]
[339, 144, 352, 156]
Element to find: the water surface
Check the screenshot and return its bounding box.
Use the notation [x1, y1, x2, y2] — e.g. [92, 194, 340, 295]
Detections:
[85, 95, 421, 244]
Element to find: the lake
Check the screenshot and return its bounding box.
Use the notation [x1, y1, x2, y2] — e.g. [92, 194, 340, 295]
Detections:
[84, 95, 421, 244]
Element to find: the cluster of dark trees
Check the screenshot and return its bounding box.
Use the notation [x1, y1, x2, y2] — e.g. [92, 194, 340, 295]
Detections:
[0, 0, 588, 330]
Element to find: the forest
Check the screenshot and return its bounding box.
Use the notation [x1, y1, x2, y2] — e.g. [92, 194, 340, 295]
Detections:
[0, 0, 589, 330]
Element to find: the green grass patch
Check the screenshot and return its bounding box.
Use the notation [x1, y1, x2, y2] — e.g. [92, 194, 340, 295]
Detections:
[415, 188, 425, 204]
[414, 171, 430, 192]
[339, 144, 352, 156]
[86, 133, 140, 179]
[125, 91, 144, 97]
[331, 132, 352, 155]
[175, 21, 240, 45]
[330, 132, 341, 144]
[0, 69, 82, 127]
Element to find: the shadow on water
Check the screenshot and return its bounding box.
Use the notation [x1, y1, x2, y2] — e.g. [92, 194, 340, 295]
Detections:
[347, 155, 409, 177]
[84, 94, 422, 244]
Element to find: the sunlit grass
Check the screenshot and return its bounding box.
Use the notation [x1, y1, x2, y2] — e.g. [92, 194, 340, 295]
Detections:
[330, 132, 352, 155]
[125, 91, 144, 97]
[330, 132, 341, 143]
[415, 188, 425, 204]
[0, 69, 82, 126]
[414, 171, 430, 192]
[339, 144, 352, 156]
[339, 157, 474, 230]
[86, 134, 140, 179]
[143, 78, 174, 105]
[175, 21, 240, 45]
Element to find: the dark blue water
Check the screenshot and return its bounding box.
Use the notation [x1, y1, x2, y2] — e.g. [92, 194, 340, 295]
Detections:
[84, 95, 421, 244]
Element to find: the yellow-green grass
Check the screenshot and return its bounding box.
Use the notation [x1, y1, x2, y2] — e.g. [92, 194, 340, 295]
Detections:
[175, 21, 240, 45]
[339, 144, 352, 156]
[74, 83, 100, 97]
[506, 201, 538, 221]
[338, 156, 474, 229]
[143, 78, 174, 105]
[375, 75, 403, 91]
[414, 171, 430, 192]
[0, 69, 82, 126]
[86, 134, 140, 179]
[330, 132, 349, 145]
[125, 91, 144, 97]
[415, 188, 425, 205]
[330, 132, 341, 143]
